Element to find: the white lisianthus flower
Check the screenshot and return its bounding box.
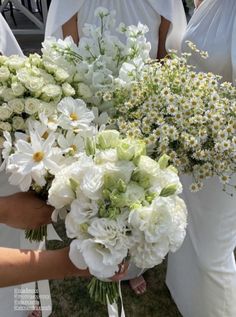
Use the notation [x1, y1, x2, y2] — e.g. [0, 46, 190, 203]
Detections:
[0, 105, 12, 120]
[24, 98, 40, 115]
[57, 97, 94, 130]
[95, 149, 118, 164]
[103, 160, 135, 187]
[67, 198, 99, 228]
[12, 116, 25, 130]
[48, 166, 76, 209]
[8, 99, 25, 114]
[80, 166, 104, 200]
[117, 138, 146, 161]
[97, 130, 120, 150]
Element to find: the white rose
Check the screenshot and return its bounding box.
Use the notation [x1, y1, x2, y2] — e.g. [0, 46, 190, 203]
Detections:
[55, 68, 70, 82]
[6, 56, 25, 71]
[12, 116, 25, 130]
[25, 76, 44, 92]
[8, 98, 25, 114]
[11, 81, 25, 97]
[41, 84, 62, 101]
[0, 122, 12, 131]
[16, 68, 30, 84]
[1, 88, 15, 102]
[0, 66, 10, 81]
[24, 98, 40, 115]
[0, 105, 12, 120]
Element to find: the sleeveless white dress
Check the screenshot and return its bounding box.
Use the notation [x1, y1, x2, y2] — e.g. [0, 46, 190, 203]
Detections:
[45, 0, 187, 281]
[45, 0, 187, 58]
[0, 14, 55, 317]
[166, 1, 236, 316]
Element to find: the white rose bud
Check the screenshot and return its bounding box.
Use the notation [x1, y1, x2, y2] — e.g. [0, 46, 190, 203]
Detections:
[12, 116, 25, 130]
[6, 56, 25, 71]
[41, 84, 62, 101]
[55, 68, 70, 82]
[8, 98, 25, 114]
[2, 88, 15, 102]
[0, 121, 12, 131]
[62, 82, 76, 97]
[24, 98, 40, 115]
[0, 66, 10, 81]
[0, 105, 12, 120]
[11, 82, 25, 97]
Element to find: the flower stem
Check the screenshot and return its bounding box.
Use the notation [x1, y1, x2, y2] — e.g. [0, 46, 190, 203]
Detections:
[25, 225, 47, 242]
[87, 277, 119, 305]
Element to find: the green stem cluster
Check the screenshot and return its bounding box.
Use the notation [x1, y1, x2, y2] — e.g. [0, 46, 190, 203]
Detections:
[25, 225, 47, 242]
[88, 277, 119, 305]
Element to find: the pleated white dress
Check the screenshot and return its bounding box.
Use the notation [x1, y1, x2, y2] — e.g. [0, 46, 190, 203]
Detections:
[166, 1, 236, 316]
[45, 0, 187, 59]
[45, 0, 187, 281]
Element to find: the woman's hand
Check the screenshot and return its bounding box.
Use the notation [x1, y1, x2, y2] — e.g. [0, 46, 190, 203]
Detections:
[110, 261, 129, 282]
[0, 192, 53, 229]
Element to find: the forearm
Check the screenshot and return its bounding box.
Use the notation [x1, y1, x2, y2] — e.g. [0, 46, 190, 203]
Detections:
[157, 16, 171, 59]
[0, 196, 8, 224]
[62, 14, 79, 44]
[0, 247, 89, 287]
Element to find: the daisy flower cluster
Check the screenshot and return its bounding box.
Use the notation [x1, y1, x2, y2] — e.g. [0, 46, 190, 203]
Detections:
[104, 47, 236, 193]
[48, 130, 187, 304]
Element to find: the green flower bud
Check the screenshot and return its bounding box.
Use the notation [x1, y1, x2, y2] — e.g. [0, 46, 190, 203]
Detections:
[85, 137, 96, 156]
[70, 178, 79, 192]
[158, 154, 170, 169]
[160, 184, 177, 197]
[80, 223, 89, 233]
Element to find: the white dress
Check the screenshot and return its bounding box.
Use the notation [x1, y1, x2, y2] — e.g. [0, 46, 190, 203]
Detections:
[0, 14, 54, 317]
[45, 0, 187, 58]
[45, 0, 187, 281]
[166, 1, 236, 316]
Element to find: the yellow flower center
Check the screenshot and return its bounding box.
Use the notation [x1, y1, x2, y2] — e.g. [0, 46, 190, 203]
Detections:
[71, 144, 77, 152]
[33, 151, 44, 162]
[70, 112, 78, 121]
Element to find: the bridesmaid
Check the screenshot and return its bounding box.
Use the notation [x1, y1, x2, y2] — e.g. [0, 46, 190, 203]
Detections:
[45, 0, 187, 295]
[166, 1, 236, 316]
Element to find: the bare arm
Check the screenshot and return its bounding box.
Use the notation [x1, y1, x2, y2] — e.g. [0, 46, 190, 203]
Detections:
[194, 0, 204, 8]
[0, 192, 53, 230]
[62, 14, 79, 44]
[0, 247, 90, 287]
[157, 16, 171, 60]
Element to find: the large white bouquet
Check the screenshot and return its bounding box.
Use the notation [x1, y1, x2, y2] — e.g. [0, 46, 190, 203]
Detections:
[103, 45, 236, 194]
[48, 130, 187, 304]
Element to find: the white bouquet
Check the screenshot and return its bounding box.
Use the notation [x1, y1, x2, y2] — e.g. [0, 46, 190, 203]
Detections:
[103, 45, 236, 194]
[48, 130, 187, 304]
[0, 96, 97, 240]
[42, 7, 150, 114]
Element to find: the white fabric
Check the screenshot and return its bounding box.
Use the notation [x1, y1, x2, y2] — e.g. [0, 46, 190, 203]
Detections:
[0, 14, 23, 56]
[45, 0, 187, 58]
[166, 3, 236, 313]
[181, 0, 236, 83]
